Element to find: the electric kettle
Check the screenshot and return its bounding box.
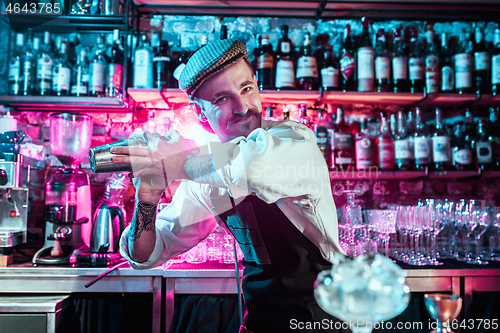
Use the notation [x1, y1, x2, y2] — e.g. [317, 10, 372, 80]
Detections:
[90, 202, 125, 253]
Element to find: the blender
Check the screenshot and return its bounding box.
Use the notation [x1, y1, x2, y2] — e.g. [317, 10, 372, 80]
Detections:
[33, 113, 93, 265]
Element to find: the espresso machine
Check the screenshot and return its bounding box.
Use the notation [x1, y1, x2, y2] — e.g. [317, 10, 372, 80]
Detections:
[33, 113, 93, 265]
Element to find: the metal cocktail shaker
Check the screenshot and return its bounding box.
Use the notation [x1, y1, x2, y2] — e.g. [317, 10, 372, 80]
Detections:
[89, 137, 146, 173]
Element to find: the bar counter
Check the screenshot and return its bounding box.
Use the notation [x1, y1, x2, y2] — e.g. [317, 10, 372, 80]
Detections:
[0, 260, 499, 332]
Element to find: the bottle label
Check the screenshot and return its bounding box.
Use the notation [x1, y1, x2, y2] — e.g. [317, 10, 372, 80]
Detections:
[378, 139, 395, 169]
[414, 136, 431, 162]
[355, 138, 375, 169]
[258, 54, 274, 69]
[476, 141, 492, 163]
[375, 57, 390, 79]
[108, 63, 124, 87]
[474, 52, 490, 71]
[281, 42, 290, 54]
[426, 71, 439, 93]
[426, 55, 439, 69]
[134, 49, 152, 88]
[453, 148, 472, 165]
[493, 55, 500, 84]
[340, 52, 355, 80]
[275, 60, 296, 88]
[441, 66, 454, 91]
[296, 56, 318, 78]
[393, 57, 407, 79]
[455, 53, 472, 89]
[52, 66, 71, 91]
[335, 157, 353, 165]
[71, 84, 88, 95]
[90, 62, 104, 92]
[409, 57, 424, 80]
[333, 132, 353, 149]
[8, 58, 20, 81]
[395, 140, 412, 159]
[357, 47, 374, 79]
[321, 67, 339, 88]
[432, 136, 451, 163]
[37, 55, 53, 80]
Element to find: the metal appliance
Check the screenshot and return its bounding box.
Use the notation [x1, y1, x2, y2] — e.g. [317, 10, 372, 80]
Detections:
[33, 113, 93, 265]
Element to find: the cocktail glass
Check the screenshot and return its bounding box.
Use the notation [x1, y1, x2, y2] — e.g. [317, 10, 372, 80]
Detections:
[424, 293, 462, 333]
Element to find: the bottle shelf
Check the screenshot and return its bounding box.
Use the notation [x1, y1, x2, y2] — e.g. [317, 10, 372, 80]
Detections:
[0, 95, 131, 112]
[1, 14, 127, 31]
[329, 170, 500, 181]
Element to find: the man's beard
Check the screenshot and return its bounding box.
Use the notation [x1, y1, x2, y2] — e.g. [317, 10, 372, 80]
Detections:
[226, 107, 261, 129]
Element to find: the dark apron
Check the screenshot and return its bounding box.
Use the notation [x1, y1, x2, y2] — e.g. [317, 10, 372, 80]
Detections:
[213, 192, 345, 333]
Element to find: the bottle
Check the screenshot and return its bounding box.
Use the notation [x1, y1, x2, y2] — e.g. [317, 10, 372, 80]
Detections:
[492, 29, 500, 96]
[440, 33, 455, 93]
[220, 25, 228, 40]
[72, 48, 89, 97]
[464, 108, 476, 142]
[355, 118, 376, 170]
[357, 17, 374, 92]
[408, 29, 424, 93]
[89, 36, 107, 97]
[332, 108, 354, 171]
[452, 121, 474, 171]
[340, 24, 356, 92]
[296, 33, 319, 90]
[264, 106, 277, 121]
[256, 34, 274, 90]
[283, 108, 290, 120]
[275, 25, 295, 90]
[133, 34, 153, 89]
[106, 30, 124, 97]
[473, 27, 491, 94]
[390, 113, 397, 138]
[377, 115, 396, 170]
[173, 47, 189, 88]
[299, 104, 311, 129]
[52, 41, 72, 96]
[432, 108, 452, 171]
[20, 30, 36, 96]
[413, 107, 431, 170]
[37, 31, 55, 96]
[153, 40, 172, 91]
[490, 107, 500, 170]
[475, 119, 493, 170]
[425, 27, 440, 94]
[321, 45, 339, 91]
[406, 110, 415, 164]
[455, 29, 474, 94]
[315, 108, 332, 168]
[373, 29, 391, 93]
[392, 28, 408, 93]
[394, 111, 414, 170]
[8, 33, 24, 95]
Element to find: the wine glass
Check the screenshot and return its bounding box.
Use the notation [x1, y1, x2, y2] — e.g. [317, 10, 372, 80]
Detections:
[488, 207, 500, 261]
[424, 293, 462, 333]
[469, 204, 489, 265]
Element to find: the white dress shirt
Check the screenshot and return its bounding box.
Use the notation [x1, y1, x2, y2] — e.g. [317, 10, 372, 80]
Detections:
[120, 120, 340, 269]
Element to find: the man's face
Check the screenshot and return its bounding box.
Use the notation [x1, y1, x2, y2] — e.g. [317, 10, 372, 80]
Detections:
[193, 59, 262, 142]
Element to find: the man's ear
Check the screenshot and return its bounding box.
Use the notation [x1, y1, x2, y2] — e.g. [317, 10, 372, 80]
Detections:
[253, 74, 257, 85]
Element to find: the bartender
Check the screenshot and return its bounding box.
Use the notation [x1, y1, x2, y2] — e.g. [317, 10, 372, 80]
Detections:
[113, 38, 344, 333]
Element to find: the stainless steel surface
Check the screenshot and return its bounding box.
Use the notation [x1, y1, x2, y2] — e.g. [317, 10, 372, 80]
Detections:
[90, 202, 125, 253]
[89, 136, 146, 173]
[0, 188, 29, 248]
[0, 295, 69, 313]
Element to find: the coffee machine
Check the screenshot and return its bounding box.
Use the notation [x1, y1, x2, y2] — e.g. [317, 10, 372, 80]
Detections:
[33, 113, 93, 265]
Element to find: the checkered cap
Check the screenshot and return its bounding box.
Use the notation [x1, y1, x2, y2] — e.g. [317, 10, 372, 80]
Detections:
[179, 39, 250, 97]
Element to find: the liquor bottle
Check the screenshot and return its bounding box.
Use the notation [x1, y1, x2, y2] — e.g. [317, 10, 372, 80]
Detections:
[72, 48, 89, 97]
[153, 40, 172, 91]
[492, 29, 500, 96]
[133, 34, 153, 89]
[413, 107, 431, 170]
[474, 119, 493, 170]
[256, 34, 274, 90]
[440, 33, 455, 93]
[357, 17, 374, 92]
[406, 110, 415, 163]
[394, 111, 414, 170]
[390, 113, 397, 138]
[197, 35, 208, 52]
[52, 41, 72, 96]
[173, 47, 189, 87]
[425, 28, 440, 94]
[490, 107, 500, 170]
[321, 45, 339, 91]
[473, 27, 491, 94]
[89, 36, 107, 97]
[374, 28, 391, 92]
[37, 31, 55, 96]
[315, 108, 332, 168]
[332, 108, 354, 171]
[283, 108, 290, 120]
[8, 33, 24, 95]
[455, 29, 474, 94]
[432, 108, 452, 170]
[264, 106, 277, 121]
[408, 29, 424, 93]
[340, 24, 356, 92]
[275, 25, 295, 90]
[355, 118, 376, 170]
[377, 115, 396, 170]
[296, 33, 319, 90]
[106, 30, 124, 97]
[392, 28, 408, 93]
[452, 121, 474, 171]
[464, 108, 476, 142]
[299, 104, 311, 129]
[220, 25, 228, 40]
[19, 30, 36, 96]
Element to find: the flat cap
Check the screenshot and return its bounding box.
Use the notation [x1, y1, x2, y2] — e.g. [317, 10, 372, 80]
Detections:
[179, 39, 250, 97]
